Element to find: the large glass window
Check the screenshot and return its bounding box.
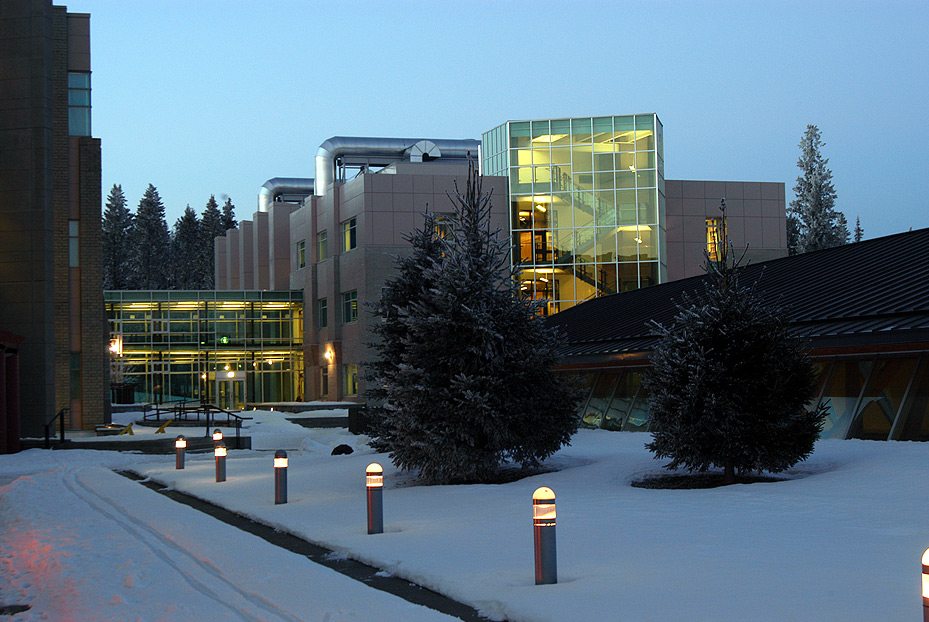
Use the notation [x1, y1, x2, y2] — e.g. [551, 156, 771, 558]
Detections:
[68, 72, 91, 136]
[68, 220, 79, 267]
[848, 357, 918, 440]
[896, 356, 929, 440]
[819, 360, 871, 438]
[341, 290, 358, 324]
[341, 218, 356, 253]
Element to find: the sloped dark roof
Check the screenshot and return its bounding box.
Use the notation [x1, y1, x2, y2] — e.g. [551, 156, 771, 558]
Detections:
[548, 227, 929, 362]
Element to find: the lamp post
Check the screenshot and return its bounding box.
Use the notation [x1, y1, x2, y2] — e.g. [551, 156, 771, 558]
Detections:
[922, 547, 929, 622]
[215, 442, 227, 482]
[532, 486, 557, 585]
[274, 450, 288, 504]
[174, 435, 186, 470]
[366, 462, 383, 534]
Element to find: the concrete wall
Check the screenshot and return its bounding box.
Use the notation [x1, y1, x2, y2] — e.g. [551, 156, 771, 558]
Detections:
[238, 220, 254, 289]
[252, 211, 269, 289]
[664, 180, 787, 281]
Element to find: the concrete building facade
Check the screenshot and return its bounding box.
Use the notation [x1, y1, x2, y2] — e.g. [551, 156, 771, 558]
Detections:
[0, 0, 107, 436]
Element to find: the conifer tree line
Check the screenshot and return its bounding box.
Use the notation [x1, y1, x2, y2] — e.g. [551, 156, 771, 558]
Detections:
[101, 184, 237, 290]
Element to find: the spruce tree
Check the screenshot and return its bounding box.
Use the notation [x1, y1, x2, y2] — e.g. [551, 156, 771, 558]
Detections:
[644, 201, 826, 484]
[101, 184, 134, 289]
[171, 205, 202, 289]
[221, 197, 238, 230]
[854, 216, 864, 243]
[787, 125, 849, 254]
[129, 184, 171, 289]
[199, 195, 225, 288]
[367, 163, 582, 484]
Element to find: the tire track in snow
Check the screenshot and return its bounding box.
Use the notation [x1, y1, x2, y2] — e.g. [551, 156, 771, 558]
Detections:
[63, 468, 304, 622]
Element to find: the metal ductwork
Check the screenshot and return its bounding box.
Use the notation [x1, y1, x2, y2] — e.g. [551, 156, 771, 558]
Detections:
[314, 136, 481, 196]
[257, 177, 315, 213]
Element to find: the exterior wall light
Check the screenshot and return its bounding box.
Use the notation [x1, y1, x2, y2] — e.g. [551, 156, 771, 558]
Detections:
[226, 370, 235, 378]
[214, 442, 227, 482]
[365, 462, 383, 534]
[274, 450, 288, 504]
[324, 349, 334, 363]
[174, 435, 187, 469]
[532, 486, 557, 585]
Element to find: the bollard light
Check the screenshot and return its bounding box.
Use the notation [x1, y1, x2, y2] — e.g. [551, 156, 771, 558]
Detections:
[922, 547, 929, 622]
[366, 462, 383, 534]
[532, 486, 557, 585]
[215, 442, 227, 482]
[274, 450, 288, 505]
[212, 428, 223, 447]
[174, 435, 187, 470]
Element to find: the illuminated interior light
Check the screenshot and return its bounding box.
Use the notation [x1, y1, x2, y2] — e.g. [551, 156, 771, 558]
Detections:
[530, 134, 568, 144]
[535, 204, 547, 213]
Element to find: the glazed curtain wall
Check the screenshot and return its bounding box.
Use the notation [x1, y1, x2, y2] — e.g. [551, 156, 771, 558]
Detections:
[105, 291, 304, 406]
[575, 353, 929, 441]
[483, 115, 666, 315]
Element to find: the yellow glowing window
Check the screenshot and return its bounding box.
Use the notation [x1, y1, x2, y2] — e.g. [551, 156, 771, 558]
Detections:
[706, 217, 723, 262]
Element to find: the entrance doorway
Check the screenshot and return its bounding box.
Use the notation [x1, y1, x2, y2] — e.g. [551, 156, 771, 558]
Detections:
[216, 376, 246, 410]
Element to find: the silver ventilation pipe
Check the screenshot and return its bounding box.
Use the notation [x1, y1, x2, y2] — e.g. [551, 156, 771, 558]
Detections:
[257, 177, 315, 213]
[314, 136, 481, 196]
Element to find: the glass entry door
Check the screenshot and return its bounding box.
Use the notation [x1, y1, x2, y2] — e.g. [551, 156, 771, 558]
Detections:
[216, 378, 245, 411]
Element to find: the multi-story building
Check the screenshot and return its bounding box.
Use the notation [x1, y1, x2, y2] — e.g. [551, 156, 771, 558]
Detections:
[215, 120, 789, 404]
[0, 0, 106, 437]
[105, 290, 304, 408]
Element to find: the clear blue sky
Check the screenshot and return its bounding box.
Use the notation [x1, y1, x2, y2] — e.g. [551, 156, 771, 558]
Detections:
[70, 0, 929, 239]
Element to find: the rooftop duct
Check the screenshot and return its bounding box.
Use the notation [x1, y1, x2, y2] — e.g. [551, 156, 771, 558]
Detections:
[314, 136, 480, 196]
[258, 177, 315, 213]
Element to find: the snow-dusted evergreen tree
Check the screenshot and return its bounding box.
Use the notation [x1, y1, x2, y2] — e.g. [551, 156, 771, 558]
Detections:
[128, 184, 171, 289]
[367, 162, 582, 484]
[644, 201, 826, 484]
[854, 216, 864, 243]
[101, 184, 134, 289]
[199, 195, 224, 288]
[787, 125, 849, 254]
[221, 197, 237, 231]
[171, 205, 202, 289]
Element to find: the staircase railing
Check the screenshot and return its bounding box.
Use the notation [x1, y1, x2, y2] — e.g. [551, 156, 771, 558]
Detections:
[44, 407, 68, 449]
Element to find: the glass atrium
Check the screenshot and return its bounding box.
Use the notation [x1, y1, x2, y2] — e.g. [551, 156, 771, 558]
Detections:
[105, 291, 304, 409]
[482, 114, 666, 314]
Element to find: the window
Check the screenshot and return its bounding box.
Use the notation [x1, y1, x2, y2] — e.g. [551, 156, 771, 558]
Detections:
[342, 218, 357, 252]
[296, 240, 306, 269]
[68, 220, 79, 267]
[343, 363, 359, 396]
[706, 217, 724, 262]
[68, 72, 91, 136]
[317, 298, 328, 329]
[317, 230, 328, 261]
[342, 290, 358, 324]
[320, 366, 329, 398]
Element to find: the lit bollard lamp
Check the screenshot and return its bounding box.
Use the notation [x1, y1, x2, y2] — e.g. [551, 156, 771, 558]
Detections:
[212, 428, 223, 448]
[532, 486, 557, 585]
[366, 462, 383, 534]
[215, 442, 227, 482]
[175, 435, 187, 470]
[274, 450, 288, 505]
[922, 547, 929, 622]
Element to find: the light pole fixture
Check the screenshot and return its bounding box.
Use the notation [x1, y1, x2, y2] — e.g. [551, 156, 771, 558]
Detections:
[174, 435, 186, 470]
[532, 486, 557, 585]
[366, 462, 383, 534]
[274, 450, 288, 505]
[215, 442, 227, 482]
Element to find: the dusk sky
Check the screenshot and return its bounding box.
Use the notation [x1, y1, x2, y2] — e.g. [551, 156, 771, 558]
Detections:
[70, 0, 928, 239]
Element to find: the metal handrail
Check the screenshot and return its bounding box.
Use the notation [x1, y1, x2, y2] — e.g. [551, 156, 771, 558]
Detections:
[202, 404, 246, 449]
[44, 407, 68, 449]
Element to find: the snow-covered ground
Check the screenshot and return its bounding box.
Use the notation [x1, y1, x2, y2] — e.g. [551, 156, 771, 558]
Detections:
[2, 410, 928, 621]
